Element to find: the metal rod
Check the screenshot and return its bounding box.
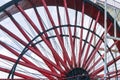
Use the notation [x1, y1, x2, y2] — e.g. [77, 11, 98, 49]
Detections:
[1, 25, 65, 73]
[0, 41, 35, 66]
[64, 0, 76, 68]
[90, 55, 120, 76]
[79, 19, 93, 68]
[114, 2, 117, 37]
[85, 33, 104, 69]
[41, 0, 72, 68]
[88, 40, 118, 72]
[99, 48, 118, 52]
[82, 11, 100, 68]
[96, 0, 120, 10]
[0, 67, 35, 79]
[78, 1, 84, 67]
[104, 0, 107, 80]
[107, 36, 120, 41]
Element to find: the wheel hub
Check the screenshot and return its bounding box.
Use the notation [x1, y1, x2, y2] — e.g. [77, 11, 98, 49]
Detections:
[66, 68, 90, 80]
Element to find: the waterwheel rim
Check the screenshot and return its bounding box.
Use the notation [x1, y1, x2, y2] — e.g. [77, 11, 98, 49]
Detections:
[0, 0, 120, 79]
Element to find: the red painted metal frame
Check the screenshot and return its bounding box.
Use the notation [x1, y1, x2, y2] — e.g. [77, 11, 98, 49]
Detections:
[83, 11, 100, 68]
[0, 67, 35, 79]
[87, 23, 113, 72]
[0, 0, 120, 79]
[0, 53, 60, 79]
[0, 41, 36, 66]
[4, 11, 31, 42]
[64, 0, 76, 68]
[91, 55, 120, 76]
[0, 25, 65, 77]
[78, 1, 84, 68]
[16, 3, 69, 71]
[29, 2, 59, 74]
[41, 0, 72, 69]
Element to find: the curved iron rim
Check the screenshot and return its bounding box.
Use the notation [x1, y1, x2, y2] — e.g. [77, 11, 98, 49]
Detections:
[8, 25, 117, 79]
[0, 0, 21, 12]
[1, 0, 120, 49]
[0, 0, 119, 28]
[0, 0, 119, 79]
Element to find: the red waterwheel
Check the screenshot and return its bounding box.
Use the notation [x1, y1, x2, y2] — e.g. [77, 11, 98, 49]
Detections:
[0, 0, 120, 79]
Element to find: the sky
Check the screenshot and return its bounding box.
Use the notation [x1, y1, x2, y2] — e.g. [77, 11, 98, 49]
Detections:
[0, 0, 11, 7]
[0, 0, 120, 79]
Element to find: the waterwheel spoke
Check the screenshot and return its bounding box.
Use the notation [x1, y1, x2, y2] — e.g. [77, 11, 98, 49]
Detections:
[90, 55, 120, 76]
[78, 1, 85, 67]
[82, 11, 100, 68]
[88, 23, 114, 71]
[63, 0, 76, 68]
[0, 25, 65, 73]
[85, 33, 104, 69]
[0, 54, 61, 78]
[0, 0, 120, 79]
[0, 41, 37, 66]
[0, 67, 36, 79]
[78, 19, 93, 67]
[87, 23, 114, 71]
[41, 0, 72, 69]
[15, 4, 70, 70]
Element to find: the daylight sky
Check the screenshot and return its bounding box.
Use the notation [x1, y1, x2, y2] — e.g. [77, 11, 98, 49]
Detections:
[0, 0, 120, 79]
[0, 0, 11, 7]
